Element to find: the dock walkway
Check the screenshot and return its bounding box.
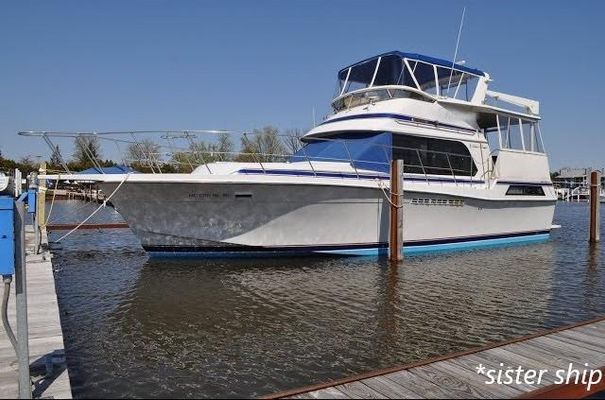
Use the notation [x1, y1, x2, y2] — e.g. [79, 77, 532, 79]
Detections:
[268, 316, 605, 399]
[0, 226, 72, 399]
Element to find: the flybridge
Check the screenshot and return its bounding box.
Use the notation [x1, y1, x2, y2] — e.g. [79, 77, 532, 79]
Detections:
[338, 51, 486, 78]
[333, 51, 490, 111]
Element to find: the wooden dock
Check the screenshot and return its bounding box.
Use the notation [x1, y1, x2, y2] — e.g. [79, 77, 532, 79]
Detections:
[0, 226, 72, 399]
[267, 316, 605, 399]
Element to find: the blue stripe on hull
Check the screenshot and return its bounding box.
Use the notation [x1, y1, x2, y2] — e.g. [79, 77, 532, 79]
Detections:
[146, 232, 551, 258]
[316, 233, 550, 256]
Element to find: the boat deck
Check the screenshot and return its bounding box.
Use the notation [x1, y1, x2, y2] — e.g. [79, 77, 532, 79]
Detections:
[266, 317, 605, 399]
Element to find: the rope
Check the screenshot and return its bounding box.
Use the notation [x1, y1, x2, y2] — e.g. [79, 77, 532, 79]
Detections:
[46, 198, 101, 225]
[53, 173, 131, 243]
[44, 174, 60, 227]
[376, 179, 404, 209]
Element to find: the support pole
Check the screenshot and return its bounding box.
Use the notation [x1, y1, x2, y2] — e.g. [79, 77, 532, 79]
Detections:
[38, 163, 47, 232]
[28, 174, 39, 255]
[388, 160, 404, 262]
[589, 170, 601, 243]
[14, 200, 32, 399]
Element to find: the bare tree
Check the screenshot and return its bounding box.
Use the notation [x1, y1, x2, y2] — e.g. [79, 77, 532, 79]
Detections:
[73, 135, 102, 166]
[283, 128, 304, 154]
[49, 145, 65, 167]
[237, 126, 286, 162]
[126, 139, 160, 164]
[19, 155, 35, 169]
[213, 131, 234, 161]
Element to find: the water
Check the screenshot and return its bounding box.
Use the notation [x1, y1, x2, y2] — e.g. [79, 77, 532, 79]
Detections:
[47, 201, 604, 398]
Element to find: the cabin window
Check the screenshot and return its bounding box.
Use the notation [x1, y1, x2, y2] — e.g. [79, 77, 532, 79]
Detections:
[506, 185, 545, 196]
[392, 135, 477, 176]
[490, 115, 544, 153]
[507, 118, 525, 150]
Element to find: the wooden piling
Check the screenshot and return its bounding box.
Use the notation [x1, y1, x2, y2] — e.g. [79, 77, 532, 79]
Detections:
[388, 160, 404, 262]
[589, 170, 601, 242]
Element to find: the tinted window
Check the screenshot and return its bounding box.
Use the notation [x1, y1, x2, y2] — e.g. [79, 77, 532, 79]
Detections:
[506, 185, 545, 196]
[392, 135, 477, 176]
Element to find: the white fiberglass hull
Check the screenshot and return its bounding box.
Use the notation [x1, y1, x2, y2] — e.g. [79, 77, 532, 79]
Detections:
[100, 179, 556, 256]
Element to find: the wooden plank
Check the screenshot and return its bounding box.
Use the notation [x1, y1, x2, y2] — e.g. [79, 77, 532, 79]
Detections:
[286, 393, 315, 399]
[553, 330, 605, 352]
[406, 365, 500, 398]
[505, 339, 596, 369]
[478, 348, 561, 379]
[519, 367, 605, 399]
[548, 333, 605, 356]
[461, 353, 550, 388]
[532, 336, 604, 362]
[440, 357, 527, 395]
[333, 381, 388, 398]
[430, 359, 521, 397]
[383, 369, 464, 399]
[306, 387, 349, 399]
[362, 375, 421, 399]
[574, 323, 605, 337]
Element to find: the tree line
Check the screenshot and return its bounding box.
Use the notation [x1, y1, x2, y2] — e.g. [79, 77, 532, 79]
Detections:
[0, 126, 305, 174]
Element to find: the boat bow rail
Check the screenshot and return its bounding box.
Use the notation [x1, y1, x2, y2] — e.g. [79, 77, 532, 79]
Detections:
[19, 130, 500, 188]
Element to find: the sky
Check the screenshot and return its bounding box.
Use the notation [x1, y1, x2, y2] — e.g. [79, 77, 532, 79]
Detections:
[0, 0, 604, 170]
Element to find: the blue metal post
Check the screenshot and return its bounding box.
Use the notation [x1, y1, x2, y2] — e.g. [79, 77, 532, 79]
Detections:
[0, 197, 15, 275]
[1, 180, 32, 398]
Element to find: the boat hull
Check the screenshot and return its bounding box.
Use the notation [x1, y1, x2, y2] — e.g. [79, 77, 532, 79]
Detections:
[100, 180, 556, 257]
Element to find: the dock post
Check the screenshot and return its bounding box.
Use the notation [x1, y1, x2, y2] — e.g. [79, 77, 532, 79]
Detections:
[38, 163, 47, 236]
[590, 170, 601, 243]
[27, 173, 40, 255]
[14, 200, 32, 399]
[388, 160, 404, 262]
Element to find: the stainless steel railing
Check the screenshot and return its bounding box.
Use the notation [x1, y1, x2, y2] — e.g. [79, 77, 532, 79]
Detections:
[18, 130, 482, 185]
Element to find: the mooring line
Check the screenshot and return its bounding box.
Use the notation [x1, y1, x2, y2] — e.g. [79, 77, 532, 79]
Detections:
[376, 178, 404, 209]
[53, 173, 131, 243]
[43, 174, 60, 227]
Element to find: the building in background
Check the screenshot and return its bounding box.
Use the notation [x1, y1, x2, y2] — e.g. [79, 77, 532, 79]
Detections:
[552, 167, 605, 201]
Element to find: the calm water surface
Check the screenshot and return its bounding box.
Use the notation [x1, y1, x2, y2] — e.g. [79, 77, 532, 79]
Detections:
[48, 201, 605, 398]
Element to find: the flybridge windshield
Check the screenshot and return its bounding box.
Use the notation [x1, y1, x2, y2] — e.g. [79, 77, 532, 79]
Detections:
[335, 53, 482, 102]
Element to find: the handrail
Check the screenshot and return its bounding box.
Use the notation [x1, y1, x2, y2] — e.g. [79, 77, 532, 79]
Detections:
[20, 129, 482, 185]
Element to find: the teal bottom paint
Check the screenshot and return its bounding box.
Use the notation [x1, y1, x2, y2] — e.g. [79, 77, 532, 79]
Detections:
[148, 233, 551, 258]
[317, 233, 551, 256]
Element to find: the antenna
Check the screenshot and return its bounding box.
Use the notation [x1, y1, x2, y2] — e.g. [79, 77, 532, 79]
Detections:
[312, 106, 316, 127]
[446, 6, 466, 97]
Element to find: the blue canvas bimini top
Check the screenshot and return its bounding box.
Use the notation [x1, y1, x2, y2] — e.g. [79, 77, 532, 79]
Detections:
[339, 51, 485, 78]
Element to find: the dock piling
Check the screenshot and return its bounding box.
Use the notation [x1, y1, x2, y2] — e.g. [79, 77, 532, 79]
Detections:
[388, 160, 404, 262]
[589, 170, 601, 243]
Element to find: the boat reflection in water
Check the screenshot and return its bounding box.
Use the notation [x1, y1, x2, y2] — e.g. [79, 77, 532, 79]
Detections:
[106, 241, 555, 397]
